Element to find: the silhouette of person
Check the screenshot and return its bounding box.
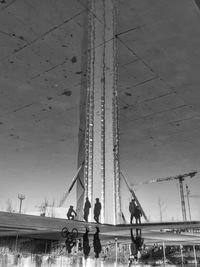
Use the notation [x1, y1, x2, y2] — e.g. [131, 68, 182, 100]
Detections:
[83, 197, 91, 222]
[78, 238, 82, 251]
[67, 205, 77, 220]
[135, 228, 144, 253]
[94, 198, 101, 223]
[129, 199, 136, 224]
[83, 227, 90, 259]
[135, 205, 142, 225]
[130, 228, 138, 260]
[93, 227, 102, 258]
[128, 228, 144, 266]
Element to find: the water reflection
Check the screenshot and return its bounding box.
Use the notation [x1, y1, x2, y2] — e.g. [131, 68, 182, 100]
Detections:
[0, 252, 180, 267]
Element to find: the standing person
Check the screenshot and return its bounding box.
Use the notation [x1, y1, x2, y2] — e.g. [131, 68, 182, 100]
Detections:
[135, 205, 142, 225]
[93, 227, 102, 258]
[83, 227, 90, 259]
[67, 205, 77, 220]
[94, 198, 101, 223]
[83, 197, 91, 222]
[129, 199, 136, 224]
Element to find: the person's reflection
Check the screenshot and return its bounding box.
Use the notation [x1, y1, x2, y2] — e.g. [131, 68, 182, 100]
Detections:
[128, 228, 144, 266]
[135, 228, 143, 255]
[93, 227, 102, 258]
[83, 227, 90, 259]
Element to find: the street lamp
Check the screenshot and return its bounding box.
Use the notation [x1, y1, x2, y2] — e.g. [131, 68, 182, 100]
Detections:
[18, 194, 25, 214]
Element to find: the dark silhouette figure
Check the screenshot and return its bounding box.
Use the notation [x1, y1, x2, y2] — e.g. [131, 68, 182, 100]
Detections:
[135, 229, 144, 252]
[129, 199, 136, 224]
[78, 238, 82, 251]
[67, 205, 77, 220]
[83, 227, 90, 259]
[135, 205, 142, 225]
[130, 229, 138, 261]
[93, 227, 102, 258]
[84, 197, 91, 222]
[94, 198, 101, 223]
[129, 228, 144, 266]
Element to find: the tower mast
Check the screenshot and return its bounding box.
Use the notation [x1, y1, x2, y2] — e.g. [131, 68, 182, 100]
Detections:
[77, 0, 121, 224]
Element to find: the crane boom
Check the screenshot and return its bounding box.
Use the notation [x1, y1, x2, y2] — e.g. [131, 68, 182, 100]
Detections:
[131, 171, 197, 221]
[131, 171, 197, 186]
[188, 195, 200, 198]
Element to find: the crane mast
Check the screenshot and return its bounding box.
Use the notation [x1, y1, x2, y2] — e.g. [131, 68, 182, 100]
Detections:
[179, 177, 186, 221]
[186, 184, 192, 221]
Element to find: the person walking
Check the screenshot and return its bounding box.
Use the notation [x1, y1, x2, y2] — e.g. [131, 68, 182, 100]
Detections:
[129, 199, 136, 224]
[94, 198, 101, 223]
[67, 205, 77, 220]
[83, 197, 91, 222]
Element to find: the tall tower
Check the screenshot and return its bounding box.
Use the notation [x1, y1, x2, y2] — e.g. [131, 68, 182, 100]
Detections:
[77, 0, 121, 225]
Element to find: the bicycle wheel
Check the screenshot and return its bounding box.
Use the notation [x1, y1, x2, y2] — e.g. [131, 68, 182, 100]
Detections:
[61, 227, 69, 238]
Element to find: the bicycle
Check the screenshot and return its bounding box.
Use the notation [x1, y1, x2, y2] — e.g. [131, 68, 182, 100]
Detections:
[61, 227, 79, 253]
[61, 227, 78, 239]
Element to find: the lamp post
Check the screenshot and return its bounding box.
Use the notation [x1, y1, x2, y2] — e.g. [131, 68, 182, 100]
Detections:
[18, 194, 25, 214]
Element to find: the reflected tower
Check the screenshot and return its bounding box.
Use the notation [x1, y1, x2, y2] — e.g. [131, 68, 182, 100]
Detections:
[77, 0, 121, 225]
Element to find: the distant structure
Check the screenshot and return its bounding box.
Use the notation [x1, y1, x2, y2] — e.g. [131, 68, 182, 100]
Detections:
[77, 0, 121, 224]
[18, 194, 25, 214]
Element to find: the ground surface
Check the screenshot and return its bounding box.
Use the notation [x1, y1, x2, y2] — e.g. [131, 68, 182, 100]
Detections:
[1, 212, 200, 245]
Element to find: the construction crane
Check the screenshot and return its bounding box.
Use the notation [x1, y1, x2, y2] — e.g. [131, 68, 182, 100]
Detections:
[185, 184, 200, 221]
[131, 171, 198, 221]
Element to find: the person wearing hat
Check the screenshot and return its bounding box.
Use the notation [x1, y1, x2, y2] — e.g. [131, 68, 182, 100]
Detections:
[94, 198, 101, 223]
[67, 205, 77, 220]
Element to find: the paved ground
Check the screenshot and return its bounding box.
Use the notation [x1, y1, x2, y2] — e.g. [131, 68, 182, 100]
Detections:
[0, 212, 200, 244]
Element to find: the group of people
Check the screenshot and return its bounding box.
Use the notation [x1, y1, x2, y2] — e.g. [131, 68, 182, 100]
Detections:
[129, 198, 142, 224]
[67, 197, 142, 226]
[83, 227, 102, 259]
[67, 197, 101, 223]
[65, 227, 102, 259]
[65, 197, 144, 262]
